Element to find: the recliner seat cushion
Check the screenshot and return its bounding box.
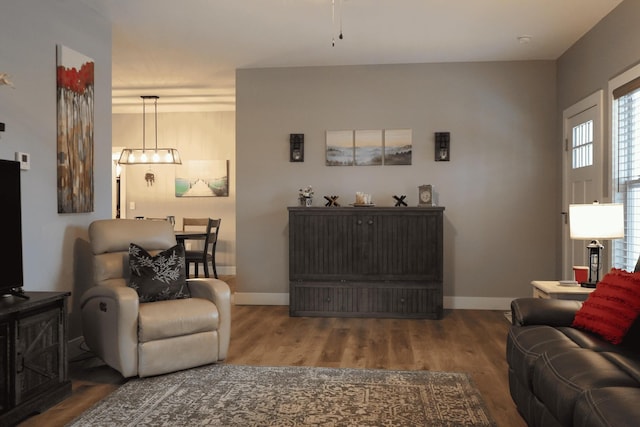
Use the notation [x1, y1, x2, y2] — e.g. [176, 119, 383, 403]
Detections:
[138, 297, 218, 342]
[556, 326, 628, 352]
[573, 387, 640, 427]
[533, 348, 639, 427]
[507, 325, 580, 389]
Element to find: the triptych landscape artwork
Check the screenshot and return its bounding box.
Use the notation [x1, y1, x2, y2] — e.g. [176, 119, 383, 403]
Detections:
[326, 129, 412, 166]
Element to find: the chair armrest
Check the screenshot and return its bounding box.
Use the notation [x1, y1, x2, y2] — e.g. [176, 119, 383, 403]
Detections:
[80, 285, 140, 378]
[188, 278, 231, 359]
[511, 297, 582, 327]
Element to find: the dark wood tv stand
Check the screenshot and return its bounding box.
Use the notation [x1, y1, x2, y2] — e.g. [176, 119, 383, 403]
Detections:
[288, 206, 444, 319]
[0, 291, 71, 426]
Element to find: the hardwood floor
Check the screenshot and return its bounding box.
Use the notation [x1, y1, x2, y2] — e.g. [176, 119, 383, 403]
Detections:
[17, 283, 525, 427]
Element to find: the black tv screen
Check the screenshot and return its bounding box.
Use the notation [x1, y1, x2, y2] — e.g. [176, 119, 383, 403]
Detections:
[0, 159, 23, 296]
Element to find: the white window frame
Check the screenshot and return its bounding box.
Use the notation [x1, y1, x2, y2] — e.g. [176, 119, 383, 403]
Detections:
[609, 62, 640, 271]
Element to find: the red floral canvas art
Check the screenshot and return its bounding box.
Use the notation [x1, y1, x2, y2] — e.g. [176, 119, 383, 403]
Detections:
[56, 45, 94, 213]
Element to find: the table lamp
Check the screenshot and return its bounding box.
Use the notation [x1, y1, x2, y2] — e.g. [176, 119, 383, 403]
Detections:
[569, 202, 624, 287]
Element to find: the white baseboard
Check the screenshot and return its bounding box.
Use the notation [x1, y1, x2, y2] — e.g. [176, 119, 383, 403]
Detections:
[444, 296, 515, 311]
[233, 293, 514, 310]
[234, 292, 289, 305]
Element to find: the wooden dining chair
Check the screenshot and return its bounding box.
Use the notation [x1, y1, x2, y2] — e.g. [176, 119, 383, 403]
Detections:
[183, 217, 221, 278]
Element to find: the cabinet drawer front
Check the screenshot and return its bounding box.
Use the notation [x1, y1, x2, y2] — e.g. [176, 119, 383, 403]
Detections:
[363, 286, 442, 318]
[290, 284, 359, 314]
[290, 282, 442, 319]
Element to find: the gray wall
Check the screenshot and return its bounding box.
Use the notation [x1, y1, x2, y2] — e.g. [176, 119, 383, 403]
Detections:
[556, 0, 640, 262]
[112, 111, 237, 272]
[557, 0, 640, 113]
[236, 61, 558, 309]
[0, 1, 112, 337]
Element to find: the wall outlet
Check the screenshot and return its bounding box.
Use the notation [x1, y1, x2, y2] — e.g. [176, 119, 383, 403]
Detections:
[15, 152, 30, 170]
[129, 201, 135, 210]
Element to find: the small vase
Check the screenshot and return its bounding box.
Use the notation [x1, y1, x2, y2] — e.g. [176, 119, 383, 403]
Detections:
[301, 197, 312, 207]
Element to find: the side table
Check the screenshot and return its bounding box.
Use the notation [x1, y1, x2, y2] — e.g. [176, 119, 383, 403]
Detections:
[531, 280, 594, 301]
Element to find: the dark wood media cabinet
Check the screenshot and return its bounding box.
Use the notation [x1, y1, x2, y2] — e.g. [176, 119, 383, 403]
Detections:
[288, 206, 444, 319]
[0, 292, 71, 426]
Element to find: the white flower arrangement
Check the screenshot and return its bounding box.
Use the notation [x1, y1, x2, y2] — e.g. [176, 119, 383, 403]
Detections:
[299, 185, 314, 199]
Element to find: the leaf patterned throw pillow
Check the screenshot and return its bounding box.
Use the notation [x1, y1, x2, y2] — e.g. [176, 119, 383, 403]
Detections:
[128, 243, 190, 303]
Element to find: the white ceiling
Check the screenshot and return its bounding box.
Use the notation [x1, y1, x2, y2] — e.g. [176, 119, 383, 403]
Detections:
[75, 0, 623, 113]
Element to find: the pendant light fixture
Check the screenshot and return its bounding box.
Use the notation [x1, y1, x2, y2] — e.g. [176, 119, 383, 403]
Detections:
[331, 0, 344, 47]
[118, 95, 181, 165]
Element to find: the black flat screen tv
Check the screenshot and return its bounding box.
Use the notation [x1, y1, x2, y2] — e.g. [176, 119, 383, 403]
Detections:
[0, 159, 24, 297]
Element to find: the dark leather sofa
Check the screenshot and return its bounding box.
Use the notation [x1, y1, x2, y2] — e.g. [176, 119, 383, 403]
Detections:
[506, 297, 640, 427]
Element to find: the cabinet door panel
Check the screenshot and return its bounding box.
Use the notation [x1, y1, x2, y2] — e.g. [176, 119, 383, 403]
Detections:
[14, 308, 61, 405]
[0, 322, 8, 414]
[290, 212, 361, 279]
[371, 213, 442, 279]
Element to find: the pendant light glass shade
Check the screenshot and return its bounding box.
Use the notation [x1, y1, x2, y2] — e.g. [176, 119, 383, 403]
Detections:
[118, 148, 181, 165]
[118, 96, 182, 165]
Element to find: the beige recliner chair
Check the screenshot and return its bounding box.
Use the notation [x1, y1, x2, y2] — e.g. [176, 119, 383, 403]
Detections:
[80, 219, 231, 378]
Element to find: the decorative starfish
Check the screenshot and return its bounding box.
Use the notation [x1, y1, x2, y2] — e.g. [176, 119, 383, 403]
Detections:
[393, 195, 408, 207]
[324, 195, 340, 207]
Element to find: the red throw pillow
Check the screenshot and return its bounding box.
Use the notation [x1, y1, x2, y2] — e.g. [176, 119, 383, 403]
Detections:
[572, 268, 640, 344]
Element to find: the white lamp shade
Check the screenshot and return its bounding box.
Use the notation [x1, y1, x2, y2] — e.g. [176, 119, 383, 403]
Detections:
[569, 203, 624, 240]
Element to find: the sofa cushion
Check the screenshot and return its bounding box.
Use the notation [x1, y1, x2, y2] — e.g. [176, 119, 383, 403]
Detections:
[572, 268, 640, 344]
[574, 387, 640, 427]
[557, 327, 626, 352]
[532, 348, 639, 427]
[128, 243, 189, 303]
[507, 325, 580, 389]
[138, 297, 218, 342]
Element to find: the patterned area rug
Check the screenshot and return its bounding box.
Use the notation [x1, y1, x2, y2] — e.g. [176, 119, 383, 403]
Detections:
[69, 364, 496, 426]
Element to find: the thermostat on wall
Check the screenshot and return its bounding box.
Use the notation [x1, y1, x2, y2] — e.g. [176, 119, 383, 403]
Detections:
[15, 152, 30, 170]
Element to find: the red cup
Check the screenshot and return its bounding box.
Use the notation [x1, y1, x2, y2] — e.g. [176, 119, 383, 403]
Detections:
[573, 266, 589, 283]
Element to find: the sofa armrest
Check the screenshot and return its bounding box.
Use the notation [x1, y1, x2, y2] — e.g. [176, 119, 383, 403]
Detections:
[511, 297, 582, 327]
[188, 278, 231, 360]
[80, 285, 140, 377]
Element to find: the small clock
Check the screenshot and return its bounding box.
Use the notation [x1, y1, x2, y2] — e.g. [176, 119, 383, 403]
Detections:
[418, 184, 433, 207]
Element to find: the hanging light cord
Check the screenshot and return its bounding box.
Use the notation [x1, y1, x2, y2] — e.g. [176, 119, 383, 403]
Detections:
[153, 96, 158, 151]
[331, 0, 344, 47]
[142, 96, 146, 152]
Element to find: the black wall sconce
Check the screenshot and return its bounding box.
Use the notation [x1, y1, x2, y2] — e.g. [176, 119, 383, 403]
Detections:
[290, 133, 304, 162]
[435, 132, 450, 161]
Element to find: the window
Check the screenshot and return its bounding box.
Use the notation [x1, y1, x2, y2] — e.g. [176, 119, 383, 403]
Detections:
[573, 120, 594, 169]
[612, 71, 640, 271]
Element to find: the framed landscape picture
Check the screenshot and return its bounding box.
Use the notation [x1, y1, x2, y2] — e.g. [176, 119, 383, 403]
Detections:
[384, 129, 412, 165]
[355, 130, 383, 166]
[175, 160, 229, 197]
[326, 130, 354, 166]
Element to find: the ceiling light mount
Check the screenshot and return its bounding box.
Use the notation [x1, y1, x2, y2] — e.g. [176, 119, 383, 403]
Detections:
[118, 95, 181, 165]
[517, 35, 533, 44]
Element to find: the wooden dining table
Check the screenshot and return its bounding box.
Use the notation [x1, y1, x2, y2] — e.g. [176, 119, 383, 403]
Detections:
[174, 230, 208, 245]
